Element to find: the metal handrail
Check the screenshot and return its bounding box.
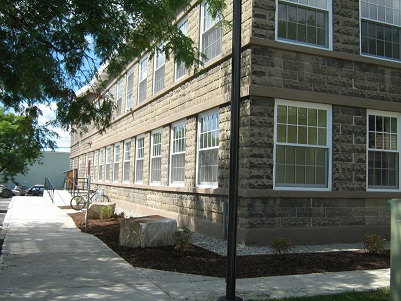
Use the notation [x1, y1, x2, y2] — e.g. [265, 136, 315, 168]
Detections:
[44, 177, 55, 204]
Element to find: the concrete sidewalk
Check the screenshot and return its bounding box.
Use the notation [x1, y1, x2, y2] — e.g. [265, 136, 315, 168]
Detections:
[0, 196, 390, 301]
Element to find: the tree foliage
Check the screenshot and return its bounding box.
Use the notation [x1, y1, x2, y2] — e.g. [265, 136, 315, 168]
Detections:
[0, 0, 226, 132]
[0, 107, 58, 183]
[0, 0, 225, 180]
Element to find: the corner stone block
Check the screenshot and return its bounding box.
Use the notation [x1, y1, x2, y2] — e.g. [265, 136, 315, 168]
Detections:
[87, 202, 116, 219]
[119, 215, 177, 248]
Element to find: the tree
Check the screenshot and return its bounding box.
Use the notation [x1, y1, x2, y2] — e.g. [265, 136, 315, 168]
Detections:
[0, 107, 58, 183]
[0, 0, 226, 132]
[0, 0, 225, 180]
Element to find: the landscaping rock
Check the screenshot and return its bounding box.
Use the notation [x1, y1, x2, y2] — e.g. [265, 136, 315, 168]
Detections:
[87, 202, 116, 219]
[119, 215, 177, 248]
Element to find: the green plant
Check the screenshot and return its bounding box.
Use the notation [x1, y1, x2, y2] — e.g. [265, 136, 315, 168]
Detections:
[100, 206, 112, 219]
[364, 234, 386, 254]
[112, 211, 125, 220]
[268, 237, 292, 254]
[172, 227, 193, 251]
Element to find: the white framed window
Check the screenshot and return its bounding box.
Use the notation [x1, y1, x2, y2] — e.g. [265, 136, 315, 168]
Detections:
[105, 146, 112, 182]
[138, 56, 148, 104]
[150, 129, 162, 184]
[200, 1, 222, 62]
[175, 16, 188, 81]
[126, 67, 134, 110]
[153, 44, 165, 94]
[170, 121, 186, 185]
[197, 110, 219, 187]
[93, 150, 98, 181]
[116, 78, 123, 116]
[113, 143, 120, 182]
[360, 0, 401, 60]
[98, 148, 104, 181]
[276, 0, 332, 49]
[123, 139, 131, 183]
[274, 100, 332, 190]
[367, 110, 400, 190]
[84, 153, 88, 178]
[135, 135, 145, 183]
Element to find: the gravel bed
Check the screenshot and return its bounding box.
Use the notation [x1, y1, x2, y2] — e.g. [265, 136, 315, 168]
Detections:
[191, 232, 381, 256]
[116, 208, 390, 256]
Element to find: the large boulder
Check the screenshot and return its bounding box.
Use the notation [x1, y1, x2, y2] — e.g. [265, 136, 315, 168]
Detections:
[119, 215, 177, 248]
[87, 202, 116, 219]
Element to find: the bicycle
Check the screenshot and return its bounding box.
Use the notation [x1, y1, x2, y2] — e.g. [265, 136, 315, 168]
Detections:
[70, 188, 110, 210]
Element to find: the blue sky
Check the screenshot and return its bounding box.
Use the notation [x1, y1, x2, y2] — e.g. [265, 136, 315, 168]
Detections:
[38, 103, 70, 152]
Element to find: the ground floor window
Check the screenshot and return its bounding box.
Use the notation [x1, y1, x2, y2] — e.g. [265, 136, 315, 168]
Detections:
[274, 100, 332, 190]
[170, 121, 186, 185]
[367, 110, 400, 190]
[197, 110, 219, 187]
[150, 129, 162, 184]
[135, 135, 145, 183]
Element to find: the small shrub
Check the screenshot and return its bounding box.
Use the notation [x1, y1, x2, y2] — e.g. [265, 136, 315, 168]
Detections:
[112, 211, 125, 220]
[100, 206, 112, 219]
[268, 237, 292, 254]
[364, 234, 386, 254]
[172, 227, 193, 251]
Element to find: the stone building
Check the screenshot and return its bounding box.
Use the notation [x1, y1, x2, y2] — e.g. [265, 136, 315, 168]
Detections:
[70, 0, 400, 245]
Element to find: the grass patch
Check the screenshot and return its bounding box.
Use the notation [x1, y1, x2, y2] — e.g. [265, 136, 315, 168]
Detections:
[250, 287, 389, 301]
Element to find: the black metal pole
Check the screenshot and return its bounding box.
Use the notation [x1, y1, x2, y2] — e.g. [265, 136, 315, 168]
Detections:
[219, 0, 242, 299]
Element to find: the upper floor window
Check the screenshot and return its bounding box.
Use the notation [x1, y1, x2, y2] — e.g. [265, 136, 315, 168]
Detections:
[116, 78, 123, 117]
[197, 110, 219, 187]
[170, 121, 186, 185]
[123, 139, 131, 183]
[138, 56, 148, 104]
[153, 45, 166, 94]
[367, 111, 400, 190]
[113, 143, 120, 182]
[135, 135, 145, 183]
[201, 1, 222, 62]
[276, 0, 332, 49]
[126, 67, 134, 110]
[361, 0, 401, 60]
[175, 16, 188, 81]
[274, 100, 332, 190]
[150, 129, 162, 184]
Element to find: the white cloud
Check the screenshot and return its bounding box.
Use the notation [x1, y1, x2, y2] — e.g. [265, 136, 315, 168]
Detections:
[38, 104, 70, 152]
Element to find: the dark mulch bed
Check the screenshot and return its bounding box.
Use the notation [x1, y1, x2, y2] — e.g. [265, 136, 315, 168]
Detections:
[67, 211, 390, 278]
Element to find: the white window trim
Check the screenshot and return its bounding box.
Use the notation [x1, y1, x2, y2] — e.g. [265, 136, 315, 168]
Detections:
[273, 99, 332, 191]
[113, 143, 120, 183]
[196, 109, 220, 188]
[275, 0, 333, 51]
[123, 139, 131, 183]
[138, 55, 148, 104]
[359, 0, 401, 62]
[98, 148, 104, 181]
[200, 1, 222, 62]
[153, 44, 166, 94]
[366, 109, 401, 192]
[116, 78, 123, 116]
[150, 128, 162, 185]
[170, 120, 186, 186]
[105, 146, 112, 182]
[175, 16, 188, 81]
[135, 134, 145, 184]
[126, 67, 134, 111]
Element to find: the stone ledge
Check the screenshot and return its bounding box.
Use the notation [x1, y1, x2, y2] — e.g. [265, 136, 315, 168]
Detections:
[119, 215, 177, 248]
[87, 202, 116, 219]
